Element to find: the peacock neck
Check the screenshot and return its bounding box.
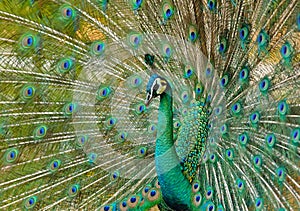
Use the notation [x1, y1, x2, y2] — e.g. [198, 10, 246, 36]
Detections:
[155, 90, 192, 210]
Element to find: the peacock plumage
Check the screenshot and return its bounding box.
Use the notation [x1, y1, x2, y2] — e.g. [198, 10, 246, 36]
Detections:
[0, 0, 299, 210]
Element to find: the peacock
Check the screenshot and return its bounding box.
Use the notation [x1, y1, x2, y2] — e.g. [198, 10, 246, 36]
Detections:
[0, 0, 299, 210]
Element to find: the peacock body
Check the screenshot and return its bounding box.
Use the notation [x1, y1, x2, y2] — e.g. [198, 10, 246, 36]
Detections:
[0, 0, 299, 210]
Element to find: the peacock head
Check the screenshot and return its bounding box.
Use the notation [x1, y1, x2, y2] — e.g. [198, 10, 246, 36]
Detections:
[145, 74, 169, 106]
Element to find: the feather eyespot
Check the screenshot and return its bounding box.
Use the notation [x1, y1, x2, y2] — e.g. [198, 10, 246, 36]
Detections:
[238, 133, 248, 146]
[91, 41, 105, 56]
[57, 58, 74, 74]
[33, 125, 47, 139]
[291, 128, 299, 144]
[162, 1, 174, 20]
[67, 184, 80, 197]
[4, 148, 19, 163]
[48, 159, 61, 172]
[130, 0, 143, 10]
[76, 135, 88, 147]
[21, 85, 36, 100]
[24, 196, 37, 209]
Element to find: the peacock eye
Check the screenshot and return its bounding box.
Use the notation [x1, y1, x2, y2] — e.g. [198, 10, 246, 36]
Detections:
[239, 26, 249, 40]
[188, 25, 198, 42]
[4, 148, 19, 163]
[291, 128, 299, 144]
[184, 64, 194, 78]
[21, 85, 36, 100]
[255, 198, 264, 210]
[220, 74, 229, 88]
[207, 0, 216, 11]
[24, 196, 37, 209]
[68, 184, 80, 197]
[257, 30, 269, 47]
[162, 1, 174, 20]
[128, 32, 143, 49]
[61, 5, 76, 20]
[34, 125, 47, 139]
[130, 0, 143, 10]
[110, 171, 120, 182]
[88, 152, 97, 163]
[49, 159, 61, 172]
[57, 58, 74, 74]
[91, 41, 105, 56]
[206, 68, 212, 77]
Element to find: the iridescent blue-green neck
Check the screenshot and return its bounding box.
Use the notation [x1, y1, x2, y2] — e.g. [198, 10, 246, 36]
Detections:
[155, 89, 193, 210]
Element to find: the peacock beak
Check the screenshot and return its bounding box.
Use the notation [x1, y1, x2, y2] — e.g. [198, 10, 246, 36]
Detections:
[145, 93, 153, 107]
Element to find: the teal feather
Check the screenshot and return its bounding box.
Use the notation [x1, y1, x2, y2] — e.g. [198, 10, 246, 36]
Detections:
[0, 0, 299, 210]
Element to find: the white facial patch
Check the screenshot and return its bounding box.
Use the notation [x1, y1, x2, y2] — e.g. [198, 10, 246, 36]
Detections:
[155, 78, 167, 94]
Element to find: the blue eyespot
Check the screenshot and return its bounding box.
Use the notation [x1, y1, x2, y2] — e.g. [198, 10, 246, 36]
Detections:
[220, 124, 228, 135]
[239, 67, 249, 83]
[97, 86, 111, 100]
[162, 1, 174, 21]
[239, 133, 248, 146]
[257, 30, 269, 47]
[250, 112, 260, 125]
[49, 159, 61, 172]
[259, 78, 270, 93]
[236, 178, 245, 193]
[209, 154, 216, 163]
[21, 85, 36, 100]
[255, 198, 263, 209]
[61, 5, 76, 20]
[68, 184, 79, 197]
[220, 75, 229, 88]
[265, 133, 276, 148]
[106, 117, 117, 129]
[276, 167, 286, 182]
[88, 152, 97, 163]
[66, 8, 72, 17]
[291, 128, 299, 144]
[130, 197, 136, 203]
[135, 103, 146, 115]
[278, 101, 288, 116]
[130, 0, 143, 10]
[184, 64, 194, 78]
[91, 41, 105, 56]
[33, 125, 47, 139]
[253, 155, 262, 168]
[110, 171, 120, 182]
[137, 147, 147, 158]
[20, 34, 38, 49]
[57, 58, 74, 74]
[27, 36, 33, 46]
[5, 148, 19, 163]
[219, 43, 224, 51]
[239, 25, 249, 41]
[24, 196, 37, 209]
[189, 27, 198, 42]
[207, 0, 216, 11]
[150, 190, 156, 197]
[128, 32, 143, 49]
[231, 102, 242, 115]
[225, 149, 234, 161]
